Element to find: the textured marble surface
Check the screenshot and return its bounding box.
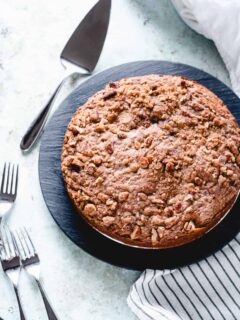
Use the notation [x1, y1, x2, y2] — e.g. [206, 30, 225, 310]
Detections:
[0, 0, 230, 319]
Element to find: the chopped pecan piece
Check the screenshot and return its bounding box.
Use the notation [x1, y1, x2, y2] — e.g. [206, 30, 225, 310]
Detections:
[145, 136, 153, 147]
[95, 177, 104, 185]
[94, 123, 105, 133]
[166, 161, 175, 171]
[194, 177, 203, 186]
[118, 192, 129, 202]
[130, 163, 139, 172]
[226, 170, 233, 177]
[157, 226, 165, 239]
[184, 220, 195, 231]
[110, 202, 117, 210]
[102, 216, 115, 227]
[144, 207, 160, 215]
[163, 207, 174, 217]
[139, 157, 149, 168]
[184, 194, 194, 203]
[151, 228, 159, 244]
[130, 226, 141, 240]
[106, 199, 114, 206]
[89, 111, 100, 123]
[151, 215, 164, 225]
[213, 117, 225, 127]
[175, 202, 182, 212]
[103, 90, 117, 100]
[134, 140, 141, 150]
[109, 82, 117, 88]
[107, 112, 117, 123]
[97, 192, 108, 202]
[138, 193, 148, 201]
[86, 163, 96, 175]
[105, 143, 114, 154]
[218, 175, 227, 186]
[84, 204, 96, 216]
[117, 131, 127, 139]
[149, 196, 164, 204]
[121, 215, 135, 224]
[92, 156, 102, 166]
[236, 154, 240, 165]
[164, 216, 178, 229]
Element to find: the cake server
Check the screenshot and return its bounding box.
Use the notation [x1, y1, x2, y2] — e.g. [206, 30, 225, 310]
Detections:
[20, 0, 111, 152]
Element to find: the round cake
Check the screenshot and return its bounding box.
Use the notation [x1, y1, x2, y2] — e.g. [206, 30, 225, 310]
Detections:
[61, 74, 240, 248]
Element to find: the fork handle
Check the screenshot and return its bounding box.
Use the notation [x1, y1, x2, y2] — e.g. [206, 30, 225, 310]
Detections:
[36, 280, 58, 320]
[13, 286, 26, 320]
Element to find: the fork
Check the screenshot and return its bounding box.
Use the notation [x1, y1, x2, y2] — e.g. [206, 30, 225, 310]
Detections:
[14, 228, 58, 320]
[0, 163, 19, 224]
[0, 225, 25, 320]
[0, 164, 22, 318]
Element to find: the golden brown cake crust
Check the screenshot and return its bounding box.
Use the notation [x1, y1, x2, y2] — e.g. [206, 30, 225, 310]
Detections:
[61, 75, 240, 248]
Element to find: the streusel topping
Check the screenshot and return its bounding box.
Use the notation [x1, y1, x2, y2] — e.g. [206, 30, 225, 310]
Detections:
[62, 75, 240, 247]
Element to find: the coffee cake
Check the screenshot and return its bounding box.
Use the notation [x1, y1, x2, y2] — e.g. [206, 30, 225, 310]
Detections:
[61, 75, 240, 248]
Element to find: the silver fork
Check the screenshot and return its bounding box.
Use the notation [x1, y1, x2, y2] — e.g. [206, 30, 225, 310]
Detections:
[0, 163, 19, 224]
[0, 164, 22, 318]
[0, 225, 25, 320]
[14, 228, 58, 320]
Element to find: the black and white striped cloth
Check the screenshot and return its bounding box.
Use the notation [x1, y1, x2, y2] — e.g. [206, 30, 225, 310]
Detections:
[127, 233, 240, 320]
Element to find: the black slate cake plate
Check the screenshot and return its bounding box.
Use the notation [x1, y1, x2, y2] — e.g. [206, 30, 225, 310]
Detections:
[39, 61, 240, 270]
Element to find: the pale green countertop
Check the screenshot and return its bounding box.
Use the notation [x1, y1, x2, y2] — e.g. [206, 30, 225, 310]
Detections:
[0, 0, 230, 319]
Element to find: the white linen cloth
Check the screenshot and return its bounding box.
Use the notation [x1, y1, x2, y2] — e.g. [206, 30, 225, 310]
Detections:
[128, 1, 240, 319]
[172, 0, 240, 95]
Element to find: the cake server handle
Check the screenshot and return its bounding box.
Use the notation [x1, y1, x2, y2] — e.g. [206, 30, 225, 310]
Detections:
[20, 77, 68, 152]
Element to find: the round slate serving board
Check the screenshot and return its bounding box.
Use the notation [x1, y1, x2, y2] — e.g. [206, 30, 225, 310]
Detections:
[39, 61, 240, 270]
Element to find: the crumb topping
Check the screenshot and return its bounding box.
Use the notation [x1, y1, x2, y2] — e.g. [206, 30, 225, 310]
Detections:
[62, 75, 240, 247]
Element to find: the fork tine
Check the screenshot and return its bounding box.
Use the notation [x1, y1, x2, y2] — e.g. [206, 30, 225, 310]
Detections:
[0, 248, 6, 261]
[0, 163, 6, 193]
[0, 225, 9, 259]
[5, 163, 11, 194]
[0, 225, 13, 260]
[0, 248, 4, 260]
[13, 230, 25, 260]
[0, 239, 6, 260]
[23, 227, 36, 255]
[10, 165, 15, 195]
[20, 228, 32, 258]
[14, 165, 19, 197]
[14, 229, 29, 260]
[5, 225, 16, 258]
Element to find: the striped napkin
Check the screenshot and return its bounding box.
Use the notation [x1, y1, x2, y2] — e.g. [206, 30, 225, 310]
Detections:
[128, 1, 240, 319]
[128, 233, 240, 320]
